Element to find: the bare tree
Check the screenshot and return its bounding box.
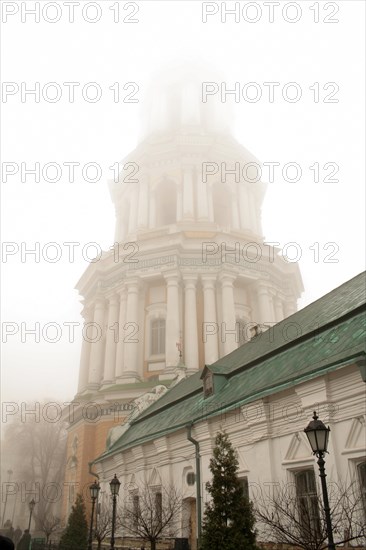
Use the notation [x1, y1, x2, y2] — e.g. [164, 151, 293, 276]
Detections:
[2, 400, 67, 529]
[119, 483, 184, 550]
[93, 505, 114, 550]
[38, 513, 62, 543]
[254, 480, 366, 550]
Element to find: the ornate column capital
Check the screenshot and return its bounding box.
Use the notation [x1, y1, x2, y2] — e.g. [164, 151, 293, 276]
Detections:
[201, 274, 217, 286]
[124, 277, 141, 291]
[93, 296, 106, 310]
[218, 272, 237, 286]
[163, 271, 181, 285]
[106, 293, 120, 306]
[182, 274, 198, 287]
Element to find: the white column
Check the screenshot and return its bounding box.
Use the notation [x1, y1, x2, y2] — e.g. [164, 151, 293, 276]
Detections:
[115, 218, 121, 243]
[115, 213, 124, 243]
[77, 306, 93, 393]
[137, 175, 149, 229]
[248, 191, 259, 234]
[88, 298, 106, 388]
[257, 283, 273, 325]
[122, 279, 140, 381]
[208, 184, 214, 222]
[102, 294, 120, 385]
[183, 276, 199, 372]
[197, 176, 209, 221]
[274, 297, 284, 322]
[231, 190, 240, 230]
[177, 184, 183, 222]
[202, 275, 219, 364]
[149, 189, 156, 228]
[128, 185, 139, 234]
[115, 288, 127, 378]
[283, 298, 297, 318]
[268, 293, 276, 324]
[182, 167, 194, 220]
[220, 274, 237, 355]
[165, 272, 181, 368]
[239, 184, 251, 230]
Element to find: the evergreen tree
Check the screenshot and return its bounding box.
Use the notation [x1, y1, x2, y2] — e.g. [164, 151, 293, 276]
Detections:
[59, 494, 88, 550]
[200, 431, 257, 550]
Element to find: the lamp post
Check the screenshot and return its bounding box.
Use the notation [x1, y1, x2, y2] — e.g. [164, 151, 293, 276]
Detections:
[28, 498, 36, 531]
[88, 481, 100, 550]
[304, 411, 335, 550]
[1, 469, 13, 526]
[109, 474, 121, 550]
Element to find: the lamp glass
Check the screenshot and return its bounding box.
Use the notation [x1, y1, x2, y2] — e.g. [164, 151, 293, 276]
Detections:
[305, 429, 318, 453]
[90, 481, 100, 500]
[29, 499, 36, 512]
[304, 411, 330, 454]
[110, 474, 121, 496]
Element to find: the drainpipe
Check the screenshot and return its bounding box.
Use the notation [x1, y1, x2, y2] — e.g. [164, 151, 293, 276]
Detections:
[88, 462, 99, 480]
[186, 423, 202, 548]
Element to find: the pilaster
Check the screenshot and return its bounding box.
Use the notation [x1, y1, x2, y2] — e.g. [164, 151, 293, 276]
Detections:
[201, 274, 219, 364]
[183, 275, 199, 372]
[88, 298, 106, 389]
[219, 273, 238, 355]
[101, 294, 120, 386]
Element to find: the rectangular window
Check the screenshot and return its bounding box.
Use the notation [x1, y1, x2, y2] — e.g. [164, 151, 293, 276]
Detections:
[132, 494, 140, 529]
[151, 319, 166, 355]
[203, 372, 213, 398]
[238, 476, 249, 501]
[155, 491, 162, 527]
[295, 469, 321, 538]
[358, 461, 366, 514]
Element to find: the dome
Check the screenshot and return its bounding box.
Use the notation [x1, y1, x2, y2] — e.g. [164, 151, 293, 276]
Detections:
[139, 60, 235, 139]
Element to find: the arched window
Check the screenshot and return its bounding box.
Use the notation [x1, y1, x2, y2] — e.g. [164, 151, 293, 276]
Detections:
[155, 180, 177, 226]
[212, 182, 231, 228]
[151, 319, 166, 355]
[236, 318, 247, 347]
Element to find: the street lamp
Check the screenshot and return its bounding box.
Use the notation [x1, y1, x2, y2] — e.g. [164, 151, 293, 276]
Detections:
[109, 474, 121, 550]
[1, 469, 13, 526]
[88, 481, 100, 550]
[28, 498, 36, 531]
[304, 411, 335, 550]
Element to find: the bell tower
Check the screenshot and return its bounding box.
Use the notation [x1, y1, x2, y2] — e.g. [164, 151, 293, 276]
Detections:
[62, 62, 303, 520]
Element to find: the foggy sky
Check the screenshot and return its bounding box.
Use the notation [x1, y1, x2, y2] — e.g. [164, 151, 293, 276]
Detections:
[1, 1, 365, 404]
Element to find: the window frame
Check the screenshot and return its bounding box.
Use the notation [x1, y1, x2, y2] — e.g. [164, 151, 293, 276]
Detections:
[294, 468, 321, 539]
[203, 371, 214, 398]
[150, 318, 166, 356]
[357, 460, 366, 515]
[238, 476, 249, 501]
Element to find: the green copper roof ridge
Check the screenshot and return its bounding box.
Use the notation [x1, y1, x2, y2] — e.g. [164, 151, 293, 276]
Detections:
[128, 304, 366, 424]
[96, 348, 365, 461]
[130, 383, 203, 426]
[211, 301, 366, 379]
[95, 421, 189, 460]
[192, 350, 366, 423]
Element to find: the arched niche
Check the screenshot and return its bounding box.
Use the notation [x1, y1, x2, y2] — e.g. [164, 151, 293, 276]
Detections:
[155, 178, 178, 227]
[212, 181, 232, 229]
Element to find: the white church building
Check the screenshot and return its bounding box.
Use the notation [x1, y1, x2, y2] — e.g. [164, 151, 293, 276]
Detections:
[94, 272, 366, 549]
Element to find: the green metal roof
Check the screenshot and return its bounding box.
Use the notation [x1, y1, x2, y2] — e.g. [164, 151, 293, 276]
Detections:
[95, 272, 366, 461]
